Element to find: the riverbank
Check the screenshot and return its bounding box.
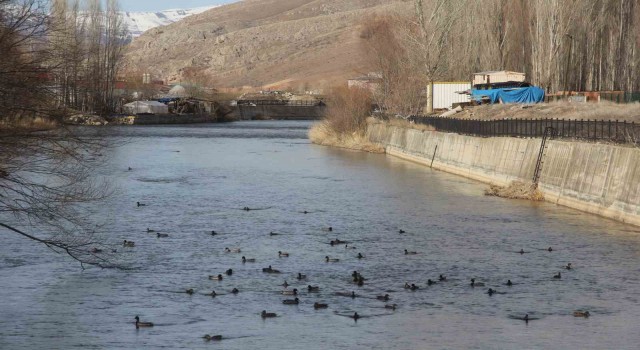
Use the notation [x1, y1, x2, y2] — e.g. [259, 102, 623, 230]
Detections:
[365, 120, 640, 227]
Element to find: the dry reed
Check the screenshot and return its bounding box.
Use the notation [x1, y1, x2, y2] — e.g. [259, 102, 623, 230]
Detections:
[484, 181, 545, 201]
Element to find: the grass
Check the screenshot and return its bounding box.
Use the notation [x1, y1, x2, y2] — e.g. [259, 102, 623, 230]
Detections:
[484, 181, 545, 201]
[308, 121, 384, 153]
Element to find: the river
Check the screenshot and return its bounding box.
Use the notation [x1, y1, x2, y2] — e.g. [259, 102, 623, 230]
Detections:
[1, 121, 640, 349]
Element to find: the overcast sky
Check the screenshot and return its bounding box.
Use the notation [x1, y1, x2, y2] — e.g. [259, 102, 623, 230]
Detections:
[119, 0, 237, 12]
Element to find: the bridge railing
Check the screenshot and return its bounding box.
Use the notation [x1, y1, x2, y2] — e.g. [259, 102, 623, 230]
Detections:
[407, 116, 640, 144]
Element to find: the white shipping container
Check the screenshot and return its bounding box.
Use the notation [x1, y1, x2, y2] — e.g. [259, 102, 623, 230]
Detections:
[433, 82, 471, 109]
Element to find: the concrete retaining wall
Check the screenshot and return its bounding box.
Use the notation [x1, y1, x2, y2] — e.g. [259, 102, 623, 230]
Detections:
[367, 122, 640, 226]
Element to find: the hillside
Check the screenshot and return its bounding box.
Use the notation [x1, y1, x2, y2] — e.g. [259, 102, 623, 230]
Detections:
[122, 0, 410, 90]
[122, 6, 219, 39]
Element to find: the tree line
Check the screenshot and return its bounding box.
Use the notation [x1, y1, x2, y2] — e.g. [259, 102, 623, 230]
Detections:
[363, 0, 640, 115]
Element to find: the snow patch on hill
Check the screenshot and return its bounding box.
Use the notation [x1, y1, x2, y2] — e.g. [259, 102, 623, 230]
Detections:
[122, 6, 218, 38]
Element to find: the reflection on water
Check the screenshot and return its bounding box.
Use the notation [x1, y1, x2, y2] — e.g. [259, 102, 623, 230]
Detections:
[1, 121, 640, 349]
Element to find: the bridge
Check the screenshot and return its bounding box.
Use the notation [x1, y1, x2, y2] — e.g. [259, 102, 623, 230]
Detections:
[236, 99, 326, 120]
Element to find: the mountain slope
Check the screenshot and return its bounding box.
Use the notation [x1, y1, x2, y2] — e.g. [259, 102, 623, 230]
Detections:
[122, 6, 219, 38]
[122, 0, 410, 89]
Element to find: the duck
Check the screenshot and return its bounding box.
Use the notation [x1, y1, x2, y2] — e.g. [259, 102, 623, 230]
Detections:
[269, 231, 280, 236]
[123, 240, 135, 247]
[262, 265, 281, 273]
[186, 288, 195, 295]
[329, 239, 346, 246]
[573, 311, 590, 318]
[136, 202, 146, 207]
[231, 288, 239, 294]
[146, 228, 155, 233]
[322, 226, 333, 232]
[427, 279, 436, 286]
[357, 253, 364, 259]
[553, 272, 561, 279]
[225, 269, 233, 276]
[307, 285, 320, 292]
[470, 278, 485, 287]
[325, 256, 340, 262]
[90, 247, 103, 254]
[399, 229, 406, 234]
[128, 167, 132, 171]
[281, 288, 298, 296]
[282, 297, 299, 305]
[345, 244, 356, 249]
[377, 294, 390, 301]
[438, 274, 447, 282]
[314, 302, 328, 309]
[210, 230, 217, 236]
[281, 281, 289, 288]
[487, 288, 496, 296]
[209, 274, 223, 281]
[336, 291, 357, 298]
[351, 312, 360, 321]
[134, 316, 154, 328]
[303, 210, 309, 214]
[157, 233, 169, 238]
[410, 284, 419, 291]
[242, 256, 255, 263]
[547, 247, 553, 252]
[523, 314, 529, 323]
[206, 290, 217, 297]
[404, 282, 411, 289]
[565, 263, 572, 270]
[278, 251, 289, 257]
[224, 247, 241, 253]
[519, 249, 525, 254]
[506, 280, 513, 286]
[203, 334, 222, 341]
[261, 310, 277, 318]
[357, 278, 364, 286]
[297, 273, 307, 280]
[404, 249, 417, 255]
[243, 207, 251, 211]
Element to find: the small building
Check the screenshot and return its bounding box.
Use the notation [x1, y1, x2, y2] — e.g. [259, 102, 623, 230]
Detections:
[123, 101, 168, 115]
[347, 73, 382, 91]
[432, 82, 471, 109]
[472, 71, 526, 87]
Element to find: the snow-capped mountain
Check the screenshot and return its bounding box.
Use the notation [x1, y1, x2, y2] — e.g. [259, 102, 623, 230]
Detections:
[122, 6, 218, 38]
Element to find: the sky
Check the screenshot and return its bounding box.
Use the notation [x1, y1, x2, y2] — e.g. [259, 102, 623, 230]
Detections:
[118, 0, 237, 12]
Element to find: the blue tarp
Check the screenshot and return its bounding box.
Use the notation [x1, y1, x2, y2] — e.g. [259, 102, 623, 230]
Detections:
[472, 86, 545, 104]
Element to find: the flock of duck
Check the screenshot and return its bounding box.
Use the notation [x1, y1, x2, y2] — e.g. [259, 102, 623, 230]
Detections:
[126, 206, 592, 341]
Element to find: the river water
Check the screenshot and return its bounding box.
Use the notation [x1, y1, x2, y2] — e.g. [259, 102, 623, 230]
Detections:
[2, 121, 640, 349]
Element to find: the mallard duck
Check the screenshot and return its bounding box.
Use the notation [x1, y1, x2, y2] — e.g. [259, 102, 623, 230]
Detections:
[553, 272, 561, 279]
[206, 290, 217, 297]
[262, 265, 281, 273]
[325, 256, 339, 262]
[470, 278, 485, 287]
[314, 302, 328, 309]
[357, 253, 364, 259]
[146, 228, 155, 233]
[351, 312, 360, 321]
[281, 288, 298, 296]
[157, 233, 169, 238]
[438, 274, 447, 281]
[269, 231, 279, 236]
[242, 256, 255, 263]
[427, 279, 436, 286]
[547, 247, 553, 252]
[136, 202, 146, 207]
[210, 230, 217, 236]
[203, 334, 222, 341]
[231, 288, 239, 294]
[565, 263, 572, 270]
[506, 280, 513, 286]
[278, 251, 289, 257]
[225, 269, 233, 276]
[487, 288, 495, 296]
[573, 311, 590, 318]
[282, 297, 299, 305]
[185, 288, 195, 295]
[261, 310, 277, 318]
[123, 240, 135, 247]
[297, 273, 307, 280]
[404, 249, 417, 255]
[224, 247, 241, 253]
[399, 229, 406, 234]
[376, 294, 390, 301]
[134, 316, 153, 328]
[307, 285, 319, 292]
